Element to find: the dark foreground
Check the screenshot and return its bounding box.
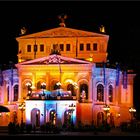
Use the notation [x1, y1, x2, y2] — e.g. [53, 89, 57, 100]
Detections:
[0, 127, 140, 136]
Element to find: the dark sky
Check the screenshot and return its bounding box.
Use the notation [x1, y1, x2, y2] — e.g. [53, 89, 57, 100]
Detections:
[0, 2, 139, 67]
[0, 1, 140, 113]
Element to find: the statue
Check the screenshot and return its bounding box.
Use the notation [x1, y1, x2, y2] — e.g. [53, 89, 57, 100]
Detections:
[58, 14, 67, 27]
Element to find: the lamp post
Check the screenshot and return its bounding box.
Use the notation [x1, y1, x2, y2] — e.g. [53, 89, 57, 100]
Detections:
[129, 107, 136, 122]
[68, 103, 76, 126]
[103, 104, 110, 125]
[41, 82, 46, 96]
[18, 102, 26, 124]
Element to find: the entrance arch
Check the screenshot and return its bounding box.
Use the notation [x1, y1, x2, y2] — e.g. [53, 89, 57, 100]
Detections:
[31, 108, 40, 127]
[97, 112, 104, 126]
[64, 110, 72, 127]
[50, 110, 56, 125]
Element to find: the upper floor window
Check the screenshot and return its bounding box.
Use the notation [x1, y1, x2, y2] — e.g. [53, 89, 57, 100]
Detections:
[80, 44, 84, 51]
[67, 84, 75, 96]
[86, 43, 90, 51]
[93, 43, 97, 51]
[97, 84, 104, 101]
[40, 44, 44, 52]
[60, 44, 64, 51]
[27, 45, 31, 52]
[80, 84, 88, 100]
[66, 44, 70, 51]
[108, 85, 113, 102]
[53, 44, 58, 50]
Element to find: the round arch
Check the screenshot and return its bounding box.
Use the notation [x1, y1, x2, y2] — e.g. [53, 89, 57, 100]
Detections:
[64, 79, 78, 96]
[97, 112, 104, 127]
[96, 82, 104, 102]
[36, 79, 46, 90]
[64, 110, 72, 127]
[22, 79, 32, 89]
[78, 79, 89, 100]
[49, 109, 56, 125]
[22, 79, 32, 98]
[50, 79, 59, 91]
[31, 108, 40, 127]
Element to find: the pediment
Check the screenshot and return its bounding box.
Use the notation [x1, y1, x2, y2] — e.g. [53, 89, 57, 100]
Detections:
[16, 54, 91, 65]
[17, 27, 108, 39]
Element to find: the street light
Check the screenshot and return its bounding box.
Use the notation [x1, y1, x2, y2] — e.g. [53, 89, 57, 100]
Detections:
[103, 104, 110, 124]
[129, 107, 136, 122]
[18, 102, 26, 124]
[41, 82, 46, 96]
[68, 103, 76, 126]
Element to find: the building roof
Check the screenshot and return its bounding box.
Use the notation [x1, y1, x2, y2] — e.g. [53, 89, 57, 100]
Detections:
[16, 27, 109, 40]
[16, 54, 92, 65]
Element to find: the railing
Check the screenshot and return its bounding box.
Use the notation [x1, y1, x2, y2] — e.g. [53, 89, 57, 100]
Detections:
[26, 95, 77, 100]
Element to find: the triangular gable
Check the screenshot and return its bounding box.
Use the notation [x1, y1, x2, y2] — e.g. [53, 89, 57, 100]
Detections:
[16, 27, 108, 40]
[17, 54, 91, 65]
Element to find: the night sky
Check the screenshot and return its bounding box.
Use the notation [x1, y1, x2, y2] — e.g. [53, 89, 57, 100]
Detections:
[0, 1, 140, 116]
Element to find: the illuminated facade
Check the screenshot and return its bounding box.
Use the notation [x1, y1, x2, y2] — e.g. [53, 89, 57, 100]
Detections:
[0, 24, 135, 127]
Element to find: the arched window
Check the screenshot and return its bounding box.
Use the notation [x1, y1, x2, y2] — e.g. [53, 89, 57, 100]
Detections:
[67, 84, 75, 96]
[54, 83, 60, 90]
[7, 86, 9, 102]
[50, 110, 56, 125]
[41, 82, 46, 90]
[97, 84, 104, 101]
[13, 85, 18, 101]
[108, 85, 113, 102]
[80, 84, 88, 100]
[0, 90, 1, 102]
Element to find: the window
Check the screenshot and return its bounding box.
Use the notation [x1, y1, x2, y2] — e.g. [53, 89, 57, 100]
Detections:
[80, 44, 84, 51]
[0, 91, 1, 101]
[53, 44, 58, 50]
[86, 43, 90, 51]
[60, 44, 64, 51]
[97, 84, 104, 101]
[7, 86, 9, 102]
[66, 44, 70, 51]
[27, 45, 31, 52]
[80, 84, 88, 100]
[14, 85, 18, 101]
[40, 44, 44, 52]
[93, 43, 97, 51]
[67, 84, 75, 96]
[108, 85, 113, 102]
